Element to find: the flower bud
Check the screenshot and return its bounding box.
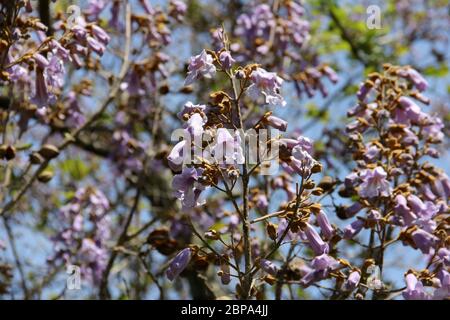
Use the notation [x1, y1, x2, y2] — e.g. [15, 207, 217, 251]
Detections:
[317, 210, 335, 240]
[91, 25, 110, 45]
[264, 115, 287, 132]
[266, 223, 277, 241]
[344, 270, 361, 291]
[303, 222, 329, 255]
[235, 70, 245, 79]
[343, 219, 365, 239]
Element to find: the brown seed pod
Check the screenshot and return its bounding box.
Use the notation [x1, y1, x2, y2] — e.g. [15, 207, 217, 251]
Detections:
[317, 176, 335, 192]
[38, 144, 60, 159]
[263, 274, 276, 286]
[37, 170, 53, 183]
[304, 180, 315, 189]
[159, 83, 170, 94]
[311, 162, 322, 173]
[180, 86, 194, 94]
[29, 152, 44, 165]
[266, 223, 278, 241]
[4, 145, 16, 160]
[309, 203, 322, 214]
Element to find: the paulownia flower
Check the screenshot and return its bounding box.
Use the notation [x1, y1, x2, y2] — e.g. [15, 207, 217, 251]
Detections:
[247, 68, 286, 107]
[358, 167, 392, 199]
[184, 50, 216, 85]
[166, 248, 192, 281]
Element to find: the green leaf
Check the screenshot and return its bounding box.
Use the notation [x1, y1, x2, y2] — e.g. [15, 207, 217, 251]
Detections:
[16, 143, 33, 151]
[60, 158, 89, 181]
[423, 64, 449, 77]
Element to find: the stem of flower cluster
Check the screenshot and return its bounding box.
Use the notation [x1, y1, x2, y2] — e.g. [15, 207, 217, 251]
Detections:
[229, 73, 253, 299]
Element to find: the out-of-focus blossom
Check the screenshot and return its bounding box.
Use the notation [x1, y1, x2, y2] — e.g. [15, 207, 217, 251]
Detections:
[255, 194, 269, 211]
[31, 68, 51, 108]
[65, 91, 85, 127]
[49, 188, 110, 284]
[260, 259, 279, 276]
[166, 248, 192, 281]
[85, 0, 107, 20]
[169, 0, 187, 22]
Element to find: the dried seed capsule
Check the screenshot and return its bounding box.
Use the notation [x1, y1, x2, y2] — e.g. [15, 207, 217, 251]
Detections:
[312, 187, 324, 196]
[29, 152, 44, 165]
[309, 203, 322, 214]
[5, 145, 16, 160]
[318, 176, 335, 192]
[38, 170, 53, 183]
[179, 86, 193, 94]
[266, 223, 277, 241]
[304, 180, 315, 189]
[38, 144, 60, 159]
[311, 162, 322, 173]
[159, 83, 170, 94]
[263, 274, 276, 286]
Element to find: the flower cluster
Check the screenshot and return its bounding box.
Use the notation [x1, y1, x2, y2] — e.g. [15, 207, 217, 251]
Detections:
[340, 65, 449, 299]
[234, 3, 309, 59]
[109, 130, 145, 174]
[48, 187, 110, 285]
[166, 43, 334, 296]
[168, 45, 306, 211]
[214, 1, 338, 98]
[2, 6, 110, 119]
